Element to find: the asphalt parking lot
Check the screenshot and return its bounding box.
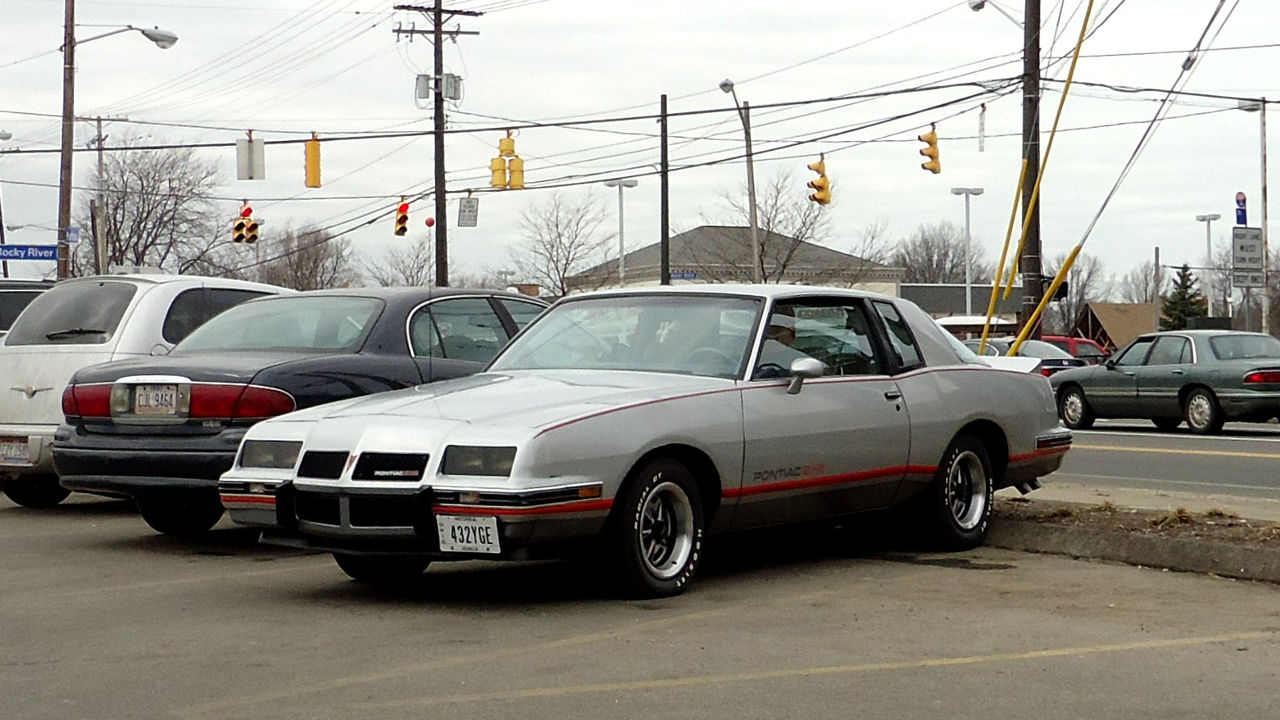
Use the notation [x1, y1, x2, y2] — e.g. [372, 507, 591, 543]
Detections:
[5, 493, 1280, 720]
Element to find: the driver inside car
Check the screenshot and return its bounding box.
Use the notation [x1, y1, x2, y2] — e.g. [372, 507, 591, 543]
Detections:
[755, 312, 823, 378]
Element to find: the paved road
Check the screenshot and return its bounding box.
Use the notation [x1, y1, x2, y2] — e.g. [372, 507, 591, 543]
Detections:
[1054, 419, 1280, 501]
[3, 494, 1280, 720]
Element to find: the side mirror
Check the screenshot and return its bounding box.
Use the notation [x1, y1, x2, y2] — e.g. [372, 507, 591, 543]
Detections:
[786, 358, 825, 394]
[1104, 358, 1116, 370]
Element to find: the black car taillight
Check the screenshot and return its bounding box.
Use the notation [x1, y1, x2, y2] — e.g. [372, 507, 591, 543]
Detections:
[63, 383, 111, 418]
[188, 384, 295, 419]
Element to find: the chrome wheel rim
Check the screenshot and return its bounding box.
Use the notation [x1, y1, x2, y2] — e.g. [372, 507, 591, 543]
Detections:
[1062, 391, 1084, 425]
[638, 481, 694, 580]
[1187, 393, 1212, 429]
[945, 450, 988, 531]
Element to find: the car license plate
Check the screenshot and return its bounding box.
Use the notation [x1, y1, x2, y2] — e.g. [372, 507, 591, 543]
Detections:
[0, 436, 30, 464]
[134, 384, 178, 415]
[436, 514, 501, 554]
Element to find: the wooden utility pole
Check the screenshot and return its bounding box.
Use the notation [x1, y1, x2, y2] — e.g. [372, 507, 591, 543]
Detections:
[393, 3, 481, 287]
[1020, 0, 1043, 337]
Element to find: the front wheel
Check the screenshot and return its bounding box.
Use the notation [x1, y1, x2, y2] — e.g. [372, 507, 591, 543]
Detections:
[333, 554, 430, 586]
[1, 474, 71, 508]
[609, 459, 704, 598]
[1058, 386, 1095, 430]
[925, 435, 993, 550]
[136, 493, 225, 537]
[1184, 388, 1224, 435]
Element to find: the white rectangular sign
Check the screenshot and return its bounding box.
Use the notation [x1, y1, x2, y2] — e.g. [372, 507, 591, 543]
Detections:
[457, 197, 479, 228]
[235, 138, 266, 180]
[1232, 226, 1263, 271]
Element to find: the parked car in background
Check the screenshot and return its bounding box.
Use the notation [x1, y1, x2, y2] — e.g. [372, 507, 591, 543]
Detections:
[963, 337, 1088, 377]
[1041, 334, 1110, 365]
[0, 274, 287, 508]
[229, 285, 1070, 597]
[1051, 329, 1280, 434]
[0, 279, 55, 340]
[56, 287, 548, 535]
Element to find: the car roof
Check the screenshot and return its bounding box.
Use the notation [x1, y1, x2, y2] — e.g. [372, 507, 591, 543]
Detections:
[567, 283, 894, 302]
[57, 273, 285, 293]
[240, 286, 547, 302]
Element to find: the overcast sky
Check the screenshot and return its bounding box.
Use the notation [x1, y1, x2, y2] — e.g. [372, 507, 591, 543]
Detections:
[2, 0, 1279, 289]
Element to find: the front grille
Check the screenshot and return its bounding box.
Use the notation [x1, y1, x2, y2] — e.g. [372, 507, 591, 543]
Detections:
[295, 492, 340, 525]
[352, 452, 429, 481]
[349, 495, 416, 527]
[298, 451, 348, 479]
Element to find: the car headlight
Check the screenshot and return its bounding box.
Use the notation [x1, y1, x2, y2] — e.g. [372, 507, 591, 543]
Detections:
[239, 440, 303, 469]
[441, 446, 516, 476]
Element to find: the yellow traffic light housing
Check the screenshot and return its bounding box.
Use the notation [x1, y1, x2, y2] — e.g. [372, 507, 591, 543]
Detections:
[245, 217, 259, 244]
[490, 130, 525, 189]
[232, 204, 251, 243]
[806, 155, 831, 205]
[304, 135, 321, 188]
[918, 126, 940, 174]
[507, 156, 525, 190]
[490, 157, 508, 188]
[498, 130, 516, 158]
[394, 200, 409, 236]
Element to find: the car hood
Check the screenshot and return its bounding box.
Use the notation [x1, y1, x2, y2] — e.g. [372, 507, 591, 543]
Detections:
[69, 350, 326, 385]
[266, 370, 734, 432]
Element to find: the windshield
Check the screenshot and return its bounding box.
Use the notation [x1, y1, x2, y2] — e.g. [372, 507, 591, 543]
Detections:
[1209, 333, 1280, 360]
[176, 295, 384, 353]
[1017, 339, 1075, 359]
[490, 294, 763, 379]
[4, 280, 136, 346]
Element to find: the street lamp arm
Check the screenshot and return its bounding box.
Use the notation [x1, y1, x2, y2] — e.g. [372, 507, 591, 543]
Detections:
[66, 25, 178, 50]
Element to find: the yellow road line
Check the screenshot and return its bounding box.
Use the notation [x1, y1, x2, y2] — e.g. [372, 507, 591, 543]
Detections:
[1074, 443, 1280, 459]
[369, 629, 1278, 709]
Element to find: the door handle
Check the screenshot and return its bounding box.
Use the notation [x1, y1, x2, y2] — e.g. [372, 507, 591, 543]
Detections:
[884, 389, 902, 401]
[1122, 371, 1136, 376]
[1170, 369, 1184, 375]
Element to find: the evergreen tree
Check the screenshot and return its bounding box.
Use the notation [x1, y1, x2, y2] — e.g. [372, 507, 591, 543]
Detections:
[1159, 264, 1208, 330]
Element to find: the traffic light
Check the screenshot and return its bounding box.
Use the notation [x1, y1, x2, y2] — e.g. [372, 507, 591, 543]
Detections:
[490, 157, 508, 188]
[394, 200, 409, 236]
[498, 131, 515, 158]
[508, 156, 525, 190]
[304, 135, 321, 188]
[806, 155, 830, 205]
[245, 216, 259, 244]
[918, 125, 940, 174]
[232, 204, 251, 243]
[490, 130, 524, 189]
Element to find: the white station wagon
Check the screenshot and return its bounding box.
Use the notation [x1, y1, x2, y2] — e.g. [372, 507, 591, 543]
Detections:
[0, 274, 286, 508]
[226, 285, 1071, 597]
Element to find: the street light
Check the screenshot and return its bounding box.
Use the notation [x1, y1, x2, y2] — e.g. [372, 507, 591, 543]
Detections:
[57, 14, 177, 279]
[951, 187, 984, 315]
[1238, 97, 1269, 334]
[0, 129, 11, 278]
[718, 78, 762, 283]
[602, 178, 638, 286]
[1195, 213, 1221, 316]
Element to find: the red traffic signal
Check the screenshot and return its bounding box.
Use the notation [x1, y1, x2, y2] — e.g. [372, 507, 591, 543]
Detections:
[240, 204, 253, 218]
[394, 201, 410, 236]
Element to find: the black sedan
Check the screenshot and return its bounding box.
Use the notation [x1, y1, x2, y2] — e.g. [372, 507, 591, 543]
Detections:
[963, 337, 1088, 377]
[52, 287, 547, 535]
[1050, 329, 1280, 434]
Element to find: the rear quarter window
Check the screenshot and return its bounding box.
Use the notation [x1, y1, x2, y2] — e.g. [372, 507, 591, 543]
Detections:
[4, 281, 137, 346]
[0, 290, 44, 331]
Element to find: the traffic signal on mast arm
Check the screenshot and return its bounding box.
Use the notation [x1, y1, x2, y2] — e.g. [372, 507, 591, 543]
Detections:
[304, 134, 321, 188]
[806, 155, 831, 205]
[394, 199, 409, 236]
[245, 215, 259, 244]
[918, 125, 941, 174]
[490, 130, 524, 189]
[232, 204, 251, 243]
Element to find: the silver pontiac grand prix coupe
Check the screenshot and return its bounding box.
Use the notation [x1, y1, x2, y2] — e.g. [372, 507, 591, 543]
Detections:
[221, 285, 1070, 597]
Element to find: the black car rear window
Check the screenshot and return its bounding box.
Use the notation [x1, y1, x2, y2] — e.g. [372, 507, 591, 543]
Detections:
[176, 295, 384, 352]
[4, 281, 137, 345]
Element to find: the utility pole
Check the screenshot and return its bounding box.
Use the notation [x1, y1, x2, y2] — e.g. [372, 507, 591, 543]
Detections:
[659, 94, 670, 285]
[393, 3, 481, 287]
[87, 115, 125, 275]
[1020, 0, 1043, 337]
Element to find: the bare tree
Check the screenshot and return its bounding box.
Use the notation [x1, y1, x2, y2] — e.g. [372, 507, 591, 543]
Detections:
[890, 221, 991, 284]
[364, 237, 435, 286]
[70, 138, 225, 276]
[1044, 251, 1111, 334]
[511, 191, 612, 297]
[253, 227, 360, 290]
[1116, 259, 1167, 304]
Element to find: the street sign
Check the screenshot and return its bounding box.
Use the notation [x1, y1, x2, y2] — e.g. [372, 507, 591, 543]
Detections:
[0, 245, 58, 261]
[235, 137, 266, 180]
[1236, 191, 1248, 225]
[670, 270, 697, 280]
[457, 197, 479, 228]
[1232, 226, 1264, 288]
[65, 227, 81, 244]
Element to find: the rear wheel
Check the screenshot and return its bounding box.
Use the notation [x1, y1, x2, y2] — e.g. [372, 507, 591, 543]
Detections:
[1151, 418, 1181, 432]
[609, 458, 704, 598]
[1058, 386, 1095, 430]
[136, 493, 224, 536]
[1184, 388, 1224, 435]
[1, 474, 71, 508]
[926, 435, 993, 550]
[333, 554, 430, 585]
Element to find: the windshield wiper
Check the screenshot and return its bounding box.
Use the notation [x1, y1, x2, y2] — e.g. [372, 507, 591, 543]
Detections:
[44, 328, 108, 340]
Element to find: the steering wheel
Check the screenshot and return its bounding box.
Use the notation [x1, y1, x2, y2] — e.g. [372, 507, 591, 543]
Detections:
[753, 362, 788, 379]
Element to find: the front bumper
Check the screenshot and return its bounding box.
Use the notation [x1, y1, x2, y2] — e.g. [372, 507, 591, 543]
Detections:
[259, 481, 612, 560]
[52, 423, 244, 498]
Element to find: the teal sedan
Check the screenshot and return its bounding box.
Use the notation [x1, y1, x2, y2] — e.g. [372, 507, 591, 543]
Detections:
[1050, 330, 1280, 434]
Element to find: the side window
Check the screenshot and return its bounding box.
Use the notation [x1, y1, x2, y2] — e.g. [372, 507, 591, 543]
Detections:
[755, 300, 881, 378]
[870, 300, 924, 372]
[498, 298, 546, 333]
[1115, 338, 1155, 366]
[1146, 336, 1189, 366]
[408, 308, 443, 358]
[162, 289, 207, 344]
[427, 298, 507, 363]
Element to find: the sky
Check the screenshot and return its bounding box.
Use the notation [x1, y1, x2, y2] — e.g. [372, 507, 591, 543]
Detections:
[2, 0, 1279, 291]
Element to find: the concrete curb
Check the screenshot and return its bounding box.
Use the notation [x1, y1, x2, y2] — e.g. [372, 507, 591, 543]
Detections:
[989, 519, 1280, 585]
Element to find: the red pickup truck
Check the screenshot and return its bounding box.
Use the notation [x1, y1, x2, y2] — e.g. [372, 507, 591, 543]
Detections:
[1041, 335, 1111, 364]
